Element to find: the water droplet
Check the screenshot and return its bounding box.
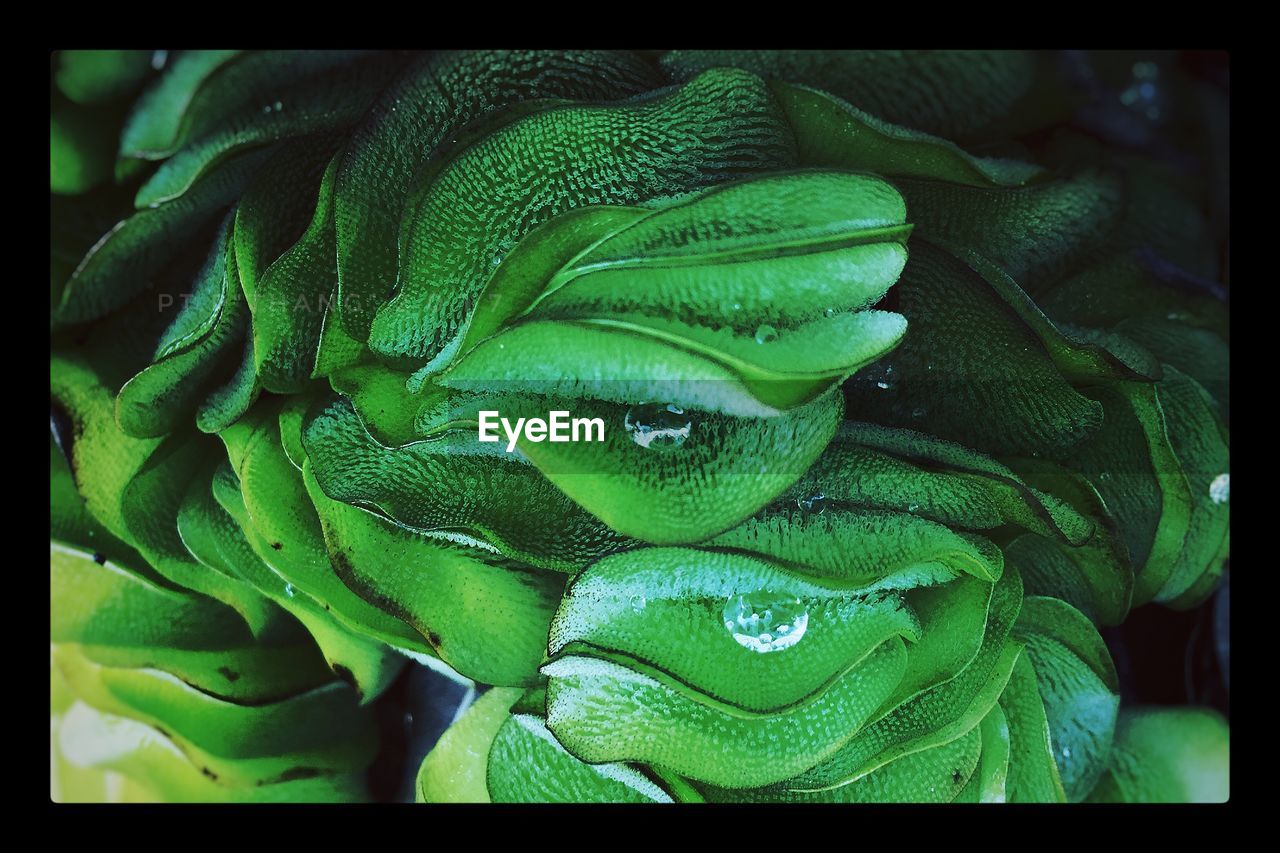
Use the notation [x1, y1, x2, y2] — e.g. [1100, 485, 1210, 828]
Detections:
[754, 324, 778, 345]
[284, 583, 295, 598]
[876, 381, 894, 390]
[722, 593, 809, 653]
[151, 50, 169, 70]
[797, 493, 827, 514]
[624, 403, 691, 450]
[1099, 471, 1112, 482]
[629, 594, 647, 612]
[823, 307, 837, 318]
[491, 254, 504, 267]
[731, 302, 742, 312]
[907, 503, 920, 513]
[1209, 473, 1229, 505]
[273, 100, 283, 111]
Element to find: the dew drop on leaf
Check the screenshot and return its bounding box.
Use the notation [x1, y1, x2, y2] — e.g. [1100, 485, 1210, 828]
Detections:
[1210, 473, 1230, 504]
[623, 403, 691, 450]
[796, 492, 827, 514]
[722, 593, 809, 653]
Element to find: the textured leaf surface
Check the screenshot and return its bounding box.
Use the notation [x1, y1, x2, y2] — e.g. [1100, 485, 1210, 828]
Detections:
[368, 68, 797, 367]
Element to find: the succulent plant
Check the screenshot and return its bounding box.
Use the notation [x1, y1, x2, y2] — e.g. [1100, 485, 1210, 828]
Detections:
[51, 49, 1229, 804]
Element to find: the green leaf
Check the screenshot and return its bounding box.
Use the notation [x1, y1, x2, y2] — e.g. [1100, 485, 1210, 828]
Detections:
[119, 50, 243, 159]
[1004, 530, 1132, 628]
[134, 53, 407, 209]
[787, 566, 1023, 792]
[302, 395, 632, 570]
[488, 710, 674, 803]
[55, 50, 154, 105]
[456, 206, 648, 358]
[843, 241, 1103, 456]
[51, 95, 119, 195]
[707, 728, 983, 803]
[447, 171, 911, 415]
[231, 132, 342, 308]
[543, 636, 907, 789]
[894, 170, 1122, 293]
[51, 433, 145, 571]
[54, 149, 269, 325]
[196, 335, 261, 433]
[51, 351, 285, 635]
[121, 51, 375, 168]
[302, 462, 565, 686]
[706, 507, 1003, 588]
[216, 404, 428, 654]
[334, 49, 662, 342]
[1150, 367, 1230, 607]
[778, 421, 1095, 545]
[415, 389, 844, 544]
[549, 547, 922, 713]
[417, 687, 521, 803]
[1115, 316, 1228, 419]
[51, 184, 136, 319]
[115, 214, 248, 437]
[1038, 252, 1228, 342]
[55, 699, 370, 802]
[181, 462, 407, 702]
[51, 542, 330, 704]
[953, 246, 1162, 382]
[327, 363, 431, 446]
[442, 315, 898, 418]
[368, 67, 797, 367]
[967, 704, 1012, 803]
[1086, 707, 1229, 803]
[1034, 383, 1191, 606]
[54, 645, 376, 788]
[124, 436, 288, 636]
[248, 151, 343, 392]
[998, 652, 1067, 803]
[1015, 595, 1119, 801]
[769, 81, 1043, 186]
[661, 50, 1038, 141]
